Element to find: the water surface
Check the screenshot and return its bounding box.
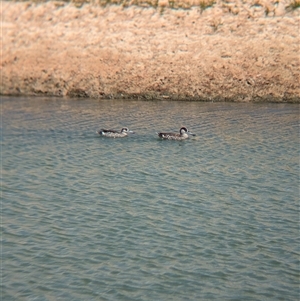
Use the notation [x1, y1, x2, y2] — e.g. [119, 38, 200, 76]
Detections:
[2, 97, 299, 300]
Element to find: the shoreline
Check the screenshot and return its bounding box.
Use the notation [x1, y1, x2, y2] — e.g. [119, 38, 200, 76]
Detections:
[1, 1, 300, 102]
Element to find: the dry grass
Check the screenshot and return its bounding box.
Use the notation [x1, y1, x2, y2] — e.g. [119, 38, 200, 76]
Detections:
[7, 0, 298, 13]
[2, 0, 299, 101]
[286, 0, 300, 10]
[199, 0, 215, 12]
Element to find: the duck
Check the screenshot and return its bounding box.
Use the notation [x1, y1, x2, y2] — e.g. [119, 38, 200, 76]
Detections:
[157, 127, 195, 140]
[97, 127, 134, 138]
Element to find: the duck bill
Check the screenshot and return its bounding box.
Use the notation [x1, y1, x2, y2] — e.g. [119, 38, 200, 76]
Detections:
[189, 132, 196, 136]
[129, 131, 135, 134]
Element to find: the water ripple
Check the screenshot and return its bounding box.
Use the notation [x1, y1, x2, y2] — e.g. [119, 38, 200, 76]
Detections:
[2, 97, 299, 301]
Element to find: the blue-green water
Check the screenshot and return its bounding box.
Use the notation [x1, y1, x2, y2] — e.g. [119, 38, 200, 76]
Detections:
[2, 97, 299, 300]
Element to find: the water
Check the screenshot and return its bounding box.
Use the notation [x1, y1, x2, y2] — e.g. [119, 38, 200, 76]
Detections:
[2, 96, 299, 301]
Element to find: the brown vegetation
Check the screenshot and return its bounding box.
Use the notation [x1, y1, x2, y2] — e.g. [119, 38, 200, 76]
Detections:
[1, 0, 299, 101]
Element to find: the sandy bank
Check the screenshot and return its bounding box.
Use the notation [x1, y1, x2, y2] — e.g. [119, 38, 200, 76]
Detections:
[1, 1, 300, 102]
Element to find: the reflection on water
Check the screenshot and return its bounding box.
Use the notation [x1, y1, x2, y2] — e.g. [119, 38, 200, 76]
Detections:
[2, 97, 299, 301]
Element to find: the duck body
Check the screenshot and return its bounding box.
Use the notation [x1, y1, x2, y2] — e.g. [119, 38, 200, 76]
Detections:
[157, 127, 195, 140]
[97, 127, 134, 138]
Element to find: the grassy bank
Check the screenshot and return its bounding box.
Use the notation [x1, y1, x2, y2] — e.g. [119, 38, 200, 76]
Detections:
[1, 0, 300, 101]
[7, 0, 300, 12]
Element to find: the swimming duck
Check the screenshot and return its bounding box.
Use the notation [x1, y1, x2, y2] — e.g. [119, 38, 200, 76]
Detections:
[157, 127, 195, 140]
[97, 127, 134, 138]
